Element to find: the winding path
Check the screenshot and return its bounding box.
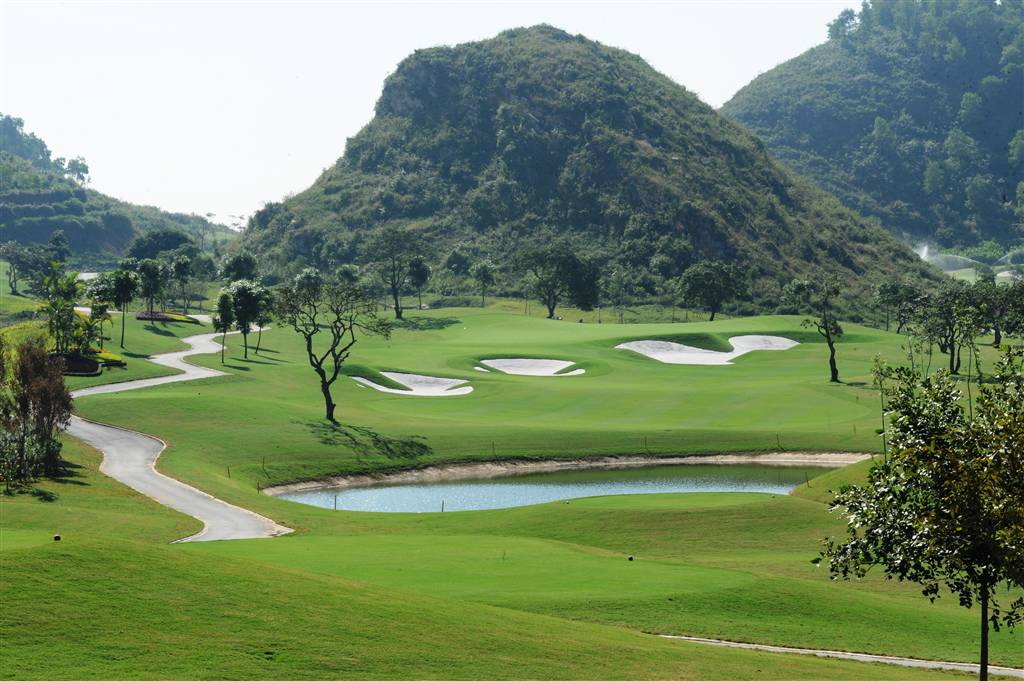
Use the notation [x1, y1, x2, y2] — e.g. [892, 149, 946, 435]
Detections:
[67, 330, 292, 542]
[659, 635, 1023, 677]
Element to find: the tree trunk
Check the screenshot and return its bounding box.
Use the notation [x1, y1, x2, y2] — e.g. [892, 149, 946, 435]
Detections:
[391, 285, 403, 319]
[256, 326, 262, 354]
[221, 331, 226, 363]
[481, 291, 485, 308]
[827, 336, 840, 383]
[546, 303, 556, 319]
[418, 290, 422, 311]
[980, 588, 989, 681]
[950, 343, 959, 373]
[709, 308, 717, 322]
[885, 309, 890, 332]
[321, 381, 336, 422]
[120, 303, 127, 348]
[993, 326, 1001, 347]
[242, 332, 248, 359]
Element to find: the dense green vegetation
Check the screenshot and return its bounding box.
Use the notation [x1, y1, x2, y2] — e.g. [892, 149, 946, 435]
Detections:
[723, 0, 1024, 247]
[242, 26, 937, 320]
[0, 115, 235, 267]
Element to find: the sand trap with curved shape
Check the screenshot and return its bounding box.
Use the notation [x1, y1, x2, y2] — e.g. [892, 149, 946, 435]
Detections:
[352, 371, 473, 396]
[480, 358, 584, 376]
[617, 335, 799, 365]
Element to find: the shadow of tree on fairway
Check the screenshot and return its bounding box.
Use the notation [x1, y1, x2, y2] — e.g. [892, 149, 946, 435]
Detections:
[301, 420, 432, 460]
[393, 316, 461, 331]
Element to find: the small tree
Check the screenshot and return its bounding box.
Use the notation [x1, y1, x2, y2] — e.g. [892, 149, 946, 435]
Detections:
[45, 230, 71, 265]
[213, 291, 234, 364]
[470, 260, 495, 308]
[874, 278, 922, 334]
[136, 259, 164, 313]
[918, 280, 982, 374]
[817, 352, 1024, 681]
[361, 226, 419, 319]
[171, 254, 194, 314]
[677, 260, 746, 322]
[226, 280, 265, 359]
[0, 337, 73, 484]
[86, 274, 116, 350]
[38, 262, 80, 355]
[219, 252, 258, 283]
[518, 239, 598, 319]
[110, 268, 139, 348]
[785, 275, 843, 382]
[274, 268, 390, 421]
[407, 257, 431, 311]
[254, 286, 273, 354]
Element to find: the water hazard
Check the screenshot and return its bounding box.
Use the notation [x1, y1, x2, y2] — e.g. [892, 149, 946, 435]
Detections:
[279, 463, 835, 513]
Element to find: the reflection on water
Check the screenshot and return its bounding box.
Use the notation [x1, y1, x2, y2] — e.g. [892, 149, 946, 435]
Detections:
[279, 463, 834, 513]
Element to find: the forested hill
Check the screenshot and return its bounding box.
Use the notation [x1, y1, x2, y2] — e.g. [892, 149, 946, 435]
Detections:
[243, 25, 935, 318]
[722, 0, 1024, 248]
[0, 115, 234, 267]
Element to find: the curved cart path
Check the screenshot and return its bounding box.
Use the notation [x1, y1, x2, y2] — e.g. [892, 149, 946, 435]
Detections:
[659, 634, 1023, 678]
[67, 331, 292, 542]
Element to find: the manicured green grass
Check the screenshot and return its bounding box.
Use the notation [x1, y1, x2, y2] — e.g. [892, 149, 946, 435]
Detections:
[59, 308, 1021, 669]
[1, 444, 960, 680]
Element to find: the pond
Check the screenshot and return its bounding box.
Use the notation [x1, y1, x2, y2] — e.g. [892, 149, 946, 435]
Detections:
[278, 463, 836, 513]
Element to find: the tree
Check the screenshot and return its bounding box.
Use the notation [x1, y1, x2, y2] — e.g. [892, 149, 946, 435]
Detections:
[38, 262, 80, 355]
[874, 278, 922, 333]
[171, 254, 194, 314]
[602, 269, 641, 324]
[136, 259, 165, 313]
[0, 336, 73, 484]
[274, 268, 390, 421]
[828, 8, 858, 40]
[213, 291, 234, 364]
[0, 241, 32, 294]
[917, 280, 982, 374]
[109, 268, 139, 348]
[785, 275, 843, 382]
[219, 252, 258, 284]
[361, 226, 419, 319]
[470, 260, 495, 308]
[971, 274, 1012, 347]
[407, 257, 431, 311]
[678, 261, 747, 322]
[126, 229, 192, 260]
[518, 239, 598, 319]
[817, 353, 1024, 681]
[226, 280, 265, 359]
[254, 286, 273, 354]
[45, 230, 71, 265]
[85, 274, 116, 350]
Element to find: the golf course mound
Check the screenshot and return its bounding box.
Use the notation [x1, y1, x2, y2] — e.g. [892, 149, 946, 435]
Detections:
[352, 371, 473, 396]
[480, 358, 585, 376]
[617, 335, 799, 365]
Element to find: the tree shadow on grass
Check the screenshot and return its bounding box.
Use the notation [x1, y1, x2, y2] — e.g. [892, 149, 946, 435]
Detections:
[393, 316, 461, 331]
[143, 324, 175, 337]
[30, 488, 58, 502]
[301, 420, 432, 460]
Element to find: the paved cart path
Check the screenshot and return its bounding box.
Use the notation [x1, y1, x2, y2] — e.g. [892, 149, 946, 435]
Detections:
[67, 330, 291, 542]
[659, 634, 1023, 678]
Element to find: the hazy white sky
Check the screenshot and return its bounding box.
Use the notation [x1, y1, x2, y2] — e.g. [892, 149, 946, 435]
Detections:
[1, 1, 855, 227]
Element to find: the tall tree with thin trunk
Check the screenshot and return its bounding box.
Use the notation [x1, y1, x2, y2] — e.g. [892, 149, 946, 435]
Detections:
[677, 260, 747, 321]
[470, 260, 495, 308]
[361, 226, 419, 320]
[407, 257, 431, 311]
[213, 292, 234, 364]
[226, 280, 265, 359]
[110, 269, 139, 349]
[274, 268, 390, 421]
[785, 275, 844, 382]
[817, 352, 1024, 681]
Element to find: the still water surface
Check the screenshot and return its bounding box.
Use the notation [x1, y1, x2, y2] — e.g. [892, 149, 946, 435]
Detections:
[279, 463, 834, 513]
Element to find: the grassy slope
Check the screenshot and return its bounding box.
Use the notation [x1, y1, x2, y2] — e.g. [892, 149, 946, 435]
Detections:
[62, 308, 1020, 667]
[1, 443, 960, 680]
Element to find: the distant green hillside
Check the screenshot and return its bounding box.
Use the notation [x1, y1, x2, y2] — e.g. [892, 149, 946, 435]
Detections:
[242, 25, 937, 319]
[722, 0, 1023, 247]
[0, 115, 234, 267]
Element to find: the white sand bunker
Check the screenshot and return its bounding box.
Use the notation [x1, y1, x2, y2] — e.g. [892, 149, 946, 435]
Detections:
[480, 359, 585, 376]
[352, 372, 473, 396]
[617, 335, 798, 365]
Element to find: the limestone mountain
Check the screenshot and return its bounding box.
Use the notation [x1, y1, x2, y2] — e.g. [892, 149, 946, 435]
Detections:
[244, 25, 937, 317]
[722, 1, 1023, 247]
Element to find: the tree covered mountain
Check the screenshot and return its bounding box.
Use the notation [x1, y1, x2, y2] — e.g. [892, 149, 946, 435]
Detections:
[722, 0, 1023, 248]
[0, 115, 234, 267]
[243, 25, 937, 318]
